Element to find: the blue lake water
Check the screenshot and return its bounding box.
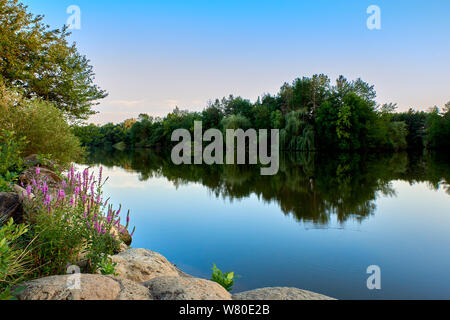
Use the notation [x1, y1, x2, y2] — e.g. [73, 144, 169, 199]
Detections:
[82, 150, 450, 299]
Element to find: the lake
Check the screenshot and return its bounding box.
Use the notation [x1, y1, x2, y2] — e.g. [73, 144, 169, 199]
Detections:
[81, 149, 450, 300]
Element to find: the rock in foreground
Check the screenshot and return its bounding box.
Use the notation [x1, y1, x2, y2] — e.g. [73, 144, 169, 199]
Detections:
[16, 274, 152, 300]
[0, 192, 24, 223]
[111, 248, 181, 282]
[143, 276, 232, 300]
[232, 287, 335, 300]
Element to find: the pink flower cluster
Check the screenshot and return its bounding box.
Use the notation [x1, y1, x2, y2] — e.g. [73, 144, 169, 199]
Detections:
[27, 166, 134, 238]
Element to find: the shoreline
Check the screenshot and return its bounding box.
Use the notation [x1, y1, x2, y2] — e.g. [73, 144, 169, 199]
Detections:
[15, 247, 336, 301]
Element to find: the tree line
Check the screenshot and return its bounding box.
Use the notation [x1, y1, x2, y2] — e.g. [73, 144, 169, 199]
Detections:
[74, 75, 450, 152]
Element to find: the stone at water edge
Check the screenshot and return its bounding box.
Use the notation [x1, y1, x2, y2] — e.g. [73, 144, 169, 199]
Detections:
[110, 248, 181, 283]
[142, 276, 232, 300]
[232, 287, 336, 300]
[13, 184, 34, 202]
[0, 192, 24, 224]
[19, 166, 62, 189]
[15, 274, 152, 300]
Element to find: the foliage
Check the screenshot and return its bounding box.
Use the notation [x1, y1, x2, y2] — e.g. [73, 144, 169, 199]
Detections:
[0, 130, 26, 191]
[0, 78, 83, 167]
[393, 109, 428, 149]
[221, 114, 252, 132]
[316, 93, 376, 151]
[0, 218, 31, 300]
[22, 166, 133, 277]
[73, 75, 448, 152]
[281, 74, 331, 115]
[0, 0, 107, 120]
[425, 106, 450, 150]
[211, 264, 237, 292]
[97, 256, 118, 276]
[281, 110, 315, 151]
[202, 102, 224, 130]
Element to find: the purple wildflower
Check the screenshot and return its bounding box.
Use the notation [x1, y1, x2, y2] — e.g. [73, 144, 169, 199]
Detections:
[26, 185, 32, 197]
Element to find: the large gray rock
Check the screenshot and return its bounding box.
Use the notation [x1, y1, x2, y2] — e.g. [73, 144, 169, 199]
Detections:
[143, 276, 232, 300]
[0, 192, 24, 224]
[113, 277, 153, 300]
[16, 274, 151, 300]
[19, 167, 62, 189]
[232, 287, 335, 300]
[23, 154, 58, 171]
[111, 248, 181, 283]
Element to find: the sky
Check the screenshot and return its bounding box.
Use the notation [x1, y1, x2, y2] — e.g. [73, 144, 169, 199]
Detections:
[21, 0, 450, 124]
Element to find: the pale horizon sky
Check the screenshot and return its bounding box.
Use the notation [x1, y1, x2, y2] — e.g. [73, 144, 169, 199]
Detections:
[22, 0, 450, 124]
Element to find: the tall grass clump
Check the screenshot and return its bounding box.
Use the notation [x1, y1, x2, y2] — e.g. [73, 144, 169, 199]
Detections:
[22, 166, 134, 277]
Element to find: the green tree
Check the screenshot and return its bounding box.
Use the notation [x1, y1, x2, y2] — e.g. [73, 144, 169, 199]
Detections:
[222, 95, 254, 121]
[0, 0, 107, 120]
[281, 74, 330, 116]
[0, 77, 83, 166]
[281, 110, 315, 151]
[253, 104, 271, 129]
[393, 109, 427, 149]
[221, 114, 251, 131]
[316, 93, 375, 151]
[425, 105, 450, 150]
[270, 110, 284, 129]
[202, 101, 224, 130]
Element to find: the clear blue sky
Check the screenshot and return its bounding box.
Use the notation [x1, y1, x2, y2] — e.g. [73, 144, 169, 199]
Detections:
[22, 0, 450, 124]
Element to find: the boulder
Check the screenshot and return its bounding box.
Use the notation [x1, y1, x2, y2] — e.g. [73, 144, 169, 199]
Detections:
[19, 167, 62, 189]
[142, 276, 232, 300]
[13, 184, 34, 203]
[232, 287, 335, 300]
[16, 274, 151, 300]
[114, 277, 153, 300]
[23, 154, 58, 171]
[111, 248, 181, 283]
[0, 192, 24, 224]
[116, 242, 129, 254]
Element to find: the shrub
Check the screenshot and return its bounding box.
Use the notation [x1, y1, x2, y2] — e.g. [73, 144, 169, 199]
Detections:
[0, 79, 84, 167]
[0, 218, 32, 300]
[23, 166, 134, 277]
[211, 264, 237, 292]
[0, 130, 26, 191]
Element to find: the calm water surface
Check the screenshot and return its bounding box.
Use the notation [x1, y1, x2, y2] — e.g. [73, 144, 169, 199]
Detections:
[82, 150, 450, 299]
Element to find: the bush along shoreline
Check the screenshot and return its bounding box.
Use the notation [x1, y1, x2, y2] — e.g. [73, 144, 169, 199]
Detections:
[0, 158, 335, 301]
[0, 160, 134, 298]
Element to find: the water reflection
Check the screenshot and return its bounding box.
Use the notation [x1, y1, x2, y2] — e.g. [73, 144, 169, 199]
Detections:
[83, 149, 450, 226]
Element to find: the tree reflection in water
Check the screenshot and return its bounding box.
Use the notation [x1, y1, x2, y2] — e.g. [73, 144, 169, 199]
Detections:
[83, 149, 450, 225]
